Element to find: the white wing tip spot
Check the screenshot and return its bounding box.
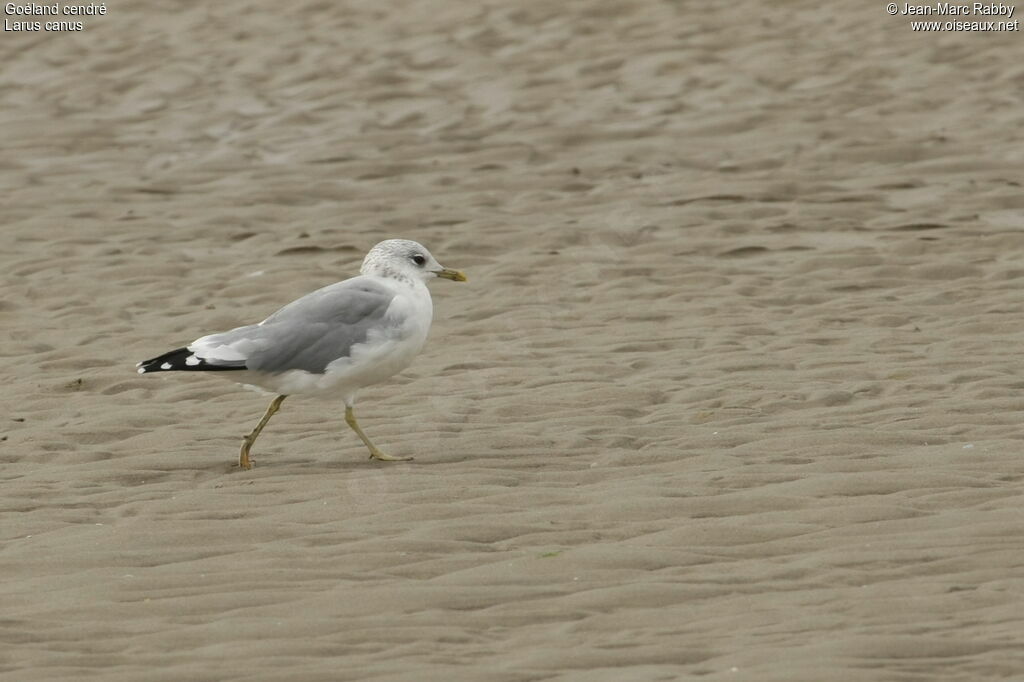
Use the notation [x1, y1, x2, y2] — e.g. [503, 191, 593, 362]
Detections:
[160, 362, 172, 370]
[185, 355, 200, 366]
[137, 367, 146, 374]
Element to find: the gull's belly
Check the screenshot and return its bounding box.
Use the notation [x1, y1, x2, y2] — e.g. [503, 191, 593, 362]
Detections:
[326, 329, 428, 389]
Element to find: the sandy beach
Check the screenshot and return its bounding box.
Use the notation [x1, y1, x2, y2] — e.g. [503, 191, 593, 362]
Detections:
[2, 1, 1024, 679]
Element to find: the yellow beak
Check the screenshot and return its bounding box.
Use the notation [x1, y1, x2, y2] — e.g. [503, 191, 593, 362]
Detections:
[435, 268, 468, 282]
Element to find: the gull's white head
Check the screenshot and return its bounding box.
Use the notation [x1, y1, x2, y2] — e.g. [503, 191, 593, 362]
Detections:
[360, 239, 467, 284]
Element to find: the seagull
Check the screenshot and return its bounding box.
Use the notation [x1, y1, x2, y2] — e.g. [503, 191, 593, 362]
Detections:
[137, 239, 467, 469]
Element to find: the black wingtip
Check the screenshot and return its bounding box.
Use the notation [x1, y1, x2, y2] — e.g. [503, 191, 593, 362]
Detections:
[137, 347, 246, 374]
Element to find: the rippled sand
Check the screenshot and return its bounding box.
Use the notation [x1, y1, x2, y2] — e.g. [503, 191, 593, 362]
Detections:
[2, 2, 1023, 680]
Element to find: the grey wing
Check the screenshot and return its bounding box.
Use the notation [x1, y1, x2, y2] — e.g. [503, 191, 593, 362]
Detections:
[189, 279, 396, 374]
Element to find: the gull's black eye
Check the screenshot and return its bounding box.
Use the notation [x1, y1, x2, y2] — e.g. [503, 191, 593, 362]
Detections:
[411, 254, 426, 266]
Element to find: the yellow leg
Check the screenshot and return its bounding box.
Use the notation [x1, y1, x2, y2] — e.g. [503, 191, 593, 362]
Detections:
[344, 405, 413, 462]
[238, 395, 287, 470]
